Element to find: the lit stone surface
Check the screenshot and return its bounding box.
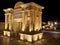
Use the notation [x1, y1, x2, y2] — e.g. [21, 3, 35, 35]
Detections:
[39, 33, 43, 39]
[3, 31, 7, 36]
[26, 35, 32, 42]
[3, 31, 10, 37]
[19, 32, 43, 42]
[20, 34, 24, 40]
[3, 1, 44, 42]
[33, 34, 38, 41]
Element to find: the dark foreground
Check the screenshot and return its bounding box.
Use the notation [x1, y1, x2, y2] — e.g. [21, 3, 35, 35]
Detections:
[0, 31, 60, 45]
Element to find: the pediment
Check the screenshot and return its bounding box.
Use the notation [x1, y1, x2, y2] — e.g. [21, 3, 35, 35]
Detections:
[14, 1, 44, 9]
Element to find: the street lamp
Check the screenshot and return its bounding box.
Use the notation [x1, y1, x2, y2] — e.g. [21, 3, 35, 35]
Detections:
[54, 22, 57, 30]
[54, 22, 57, 25]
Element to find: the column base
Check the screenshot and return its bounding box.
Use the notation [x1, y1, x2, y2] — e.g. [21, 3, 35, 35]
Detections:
[19, 32, 43, 42]
[3, 30, 10, 37]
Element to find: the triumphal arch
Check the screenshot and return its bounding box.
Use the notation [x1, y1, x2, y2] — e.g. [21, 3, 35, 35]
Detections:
[3, 1, 44, 42]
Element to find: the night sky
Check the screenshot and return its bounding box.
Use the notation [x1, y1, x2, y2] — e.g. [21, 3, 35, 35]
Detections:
[0, 0, 59, 22]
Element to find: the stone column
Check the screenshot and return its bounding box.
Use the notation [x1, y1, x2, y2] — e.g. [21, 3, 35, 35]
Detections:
[39, 12, 42, 30]
[29, 10, 33, 32]
[22, 11, 25, 31]
[29, 21, 32, 32]
[36, 11, 42, 31]
[34, 10, 38, 31]
[8, 13, 12, 30]
[34, 9, 42, 31]
[5, 14, 8, 29]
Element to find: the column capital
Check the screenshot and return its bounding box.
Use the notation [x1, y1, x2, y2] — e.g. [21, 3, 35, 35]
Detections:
[3, 8, 13, 13]
[4, 13, 12, 15]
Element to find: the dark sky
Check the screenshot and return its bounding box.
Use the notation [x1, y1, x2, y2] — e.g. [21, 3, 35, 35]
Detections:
[0, 0, 59, 22]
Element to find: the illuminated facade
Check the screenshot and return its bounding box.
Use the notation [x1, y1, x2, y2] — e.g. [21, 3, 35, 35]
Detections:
[3, 2, 44, 42]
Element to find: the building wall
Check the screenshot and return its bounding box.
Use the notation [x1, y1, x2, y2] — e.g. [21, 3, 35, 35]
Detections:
[4, 2, 44, 32]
